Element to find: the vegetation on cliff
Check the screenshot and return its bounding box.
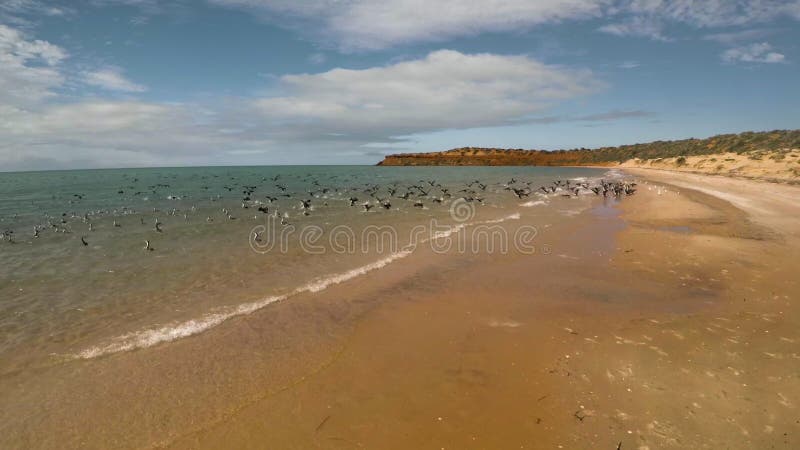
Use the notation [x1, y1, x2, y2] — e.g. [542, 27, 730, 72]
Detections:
[377, 129, 800, 166]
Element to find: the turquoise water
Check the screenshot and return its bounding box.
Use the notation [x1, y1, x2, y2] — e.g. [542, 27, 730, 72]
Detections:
[0, 165, 610, 373]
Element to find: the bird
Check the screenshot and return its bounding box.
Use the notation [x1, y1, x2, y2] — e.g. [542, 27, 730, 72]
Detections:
[80, 236, 89, 246]
[144, 239, 153, 251]
[1, 230, 15, 243]
[512, 188, 530, 199]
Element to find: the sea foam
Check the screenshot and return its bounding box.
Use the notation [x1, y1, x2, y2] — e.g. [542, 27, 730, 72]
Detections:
[521, 200, 548, 207]
[74, 212, 522, 359]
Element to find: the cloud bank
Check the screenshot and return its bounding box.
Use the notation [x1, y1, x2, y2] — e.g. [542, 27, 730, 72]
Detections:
[0, 23, 602, 170]
[209, 0, 800, 49]
[253, 50, 601, 139]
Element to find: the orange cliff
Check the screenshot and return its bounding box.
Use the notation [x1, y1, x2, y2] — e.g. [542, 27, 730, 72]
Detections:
[376, 147, 612, 166]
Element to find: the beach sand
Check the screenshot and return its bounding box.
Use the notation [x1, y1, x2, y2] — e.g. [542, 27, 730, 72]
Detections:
[168, 169, 800, 449]
[2, 169, 799, 449]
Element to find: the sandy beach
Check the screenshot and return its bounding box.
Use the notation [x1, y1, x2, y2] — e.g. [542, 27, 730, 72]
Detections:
[619, 150, 800, 184]
[3, 3, 799, 448]
[167, 169, 800, 449]
[2, 168, 798, 449]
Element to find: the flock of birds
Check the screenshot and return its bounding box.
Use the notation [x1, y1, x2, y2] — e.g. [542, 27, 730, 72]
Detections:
[0, 172, 636, 250]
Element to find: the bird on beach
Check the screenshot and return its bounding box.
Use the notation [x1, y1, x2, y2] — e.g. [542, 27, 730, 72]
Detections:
[512, 188, 530, 199]
[5, 170, 643, 260]
[1, 230, 15, 243]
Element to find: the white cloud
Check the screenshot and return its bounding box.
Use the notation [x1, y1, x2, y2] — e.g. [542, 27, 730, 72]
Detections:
[1, 102, 172, 135]
[703, 28, 774, 45]
[210, 0, 609, 51]
[0, 23, 261, 170]
[0, 24, 66, 107]
[0, 100, 283, 170]
[82, 67, 147, 92]
[0, 23, 66, 64]
[599, 16, 669, 41]
[209, 0, 800, 49]
[0, 0, 72, 24]
[601, 0, 800, 40]
[618, 60, 640, 69]
[307, 52, 326, 64]
[621, 0, 800, 27]
[253, 50, 602, 138]
[0, 24, 603, 170]
[721, 42, 786, 64]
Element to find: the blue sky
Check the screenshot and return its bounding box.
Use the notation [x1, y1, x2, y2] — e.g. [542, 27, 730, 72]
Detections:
[1, 0, 798, 170]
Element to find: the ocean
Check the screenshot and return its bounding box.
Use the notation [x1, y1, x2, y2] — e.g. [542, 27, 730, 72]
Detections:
[0, 164, 639, 447]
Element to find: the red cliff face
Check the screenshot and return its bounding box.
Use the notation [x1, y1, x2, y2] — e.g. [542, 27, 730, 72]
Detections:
[376, 147, 612, 166]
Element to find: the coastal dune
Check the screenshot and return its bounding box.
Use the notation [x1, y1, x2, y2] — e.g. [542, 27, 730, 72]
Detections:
[620, 150, 800, 184]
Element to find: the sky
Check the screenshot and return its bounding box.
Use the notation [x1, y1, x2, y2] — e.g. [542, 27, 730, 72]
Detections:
[1, 0, 799, 170]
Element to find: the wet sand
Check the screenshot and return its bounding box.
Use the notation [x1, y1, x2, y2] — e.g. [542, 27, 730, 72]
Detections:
[171, 170, 799, 449]
[3, 170, 799, 449]
[168, 171, 799, 449]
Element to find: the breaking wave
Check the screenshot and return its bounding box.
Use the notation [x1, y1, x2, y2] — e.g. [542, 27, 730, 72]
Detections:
[74, 212, 522, 359]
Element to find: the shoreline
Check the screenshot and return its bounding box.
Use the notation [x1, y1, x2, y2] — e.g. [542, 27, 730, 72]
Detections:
[170, 169, 800, 448]
[621, 167, 800, 238]
[617, 163, 800, 186]
[2, 168, 799, 449]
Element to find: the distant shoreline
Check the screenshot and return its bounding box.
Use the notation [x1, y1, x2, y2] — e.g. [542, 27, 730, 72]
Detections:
[376, 129, 800, 184]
